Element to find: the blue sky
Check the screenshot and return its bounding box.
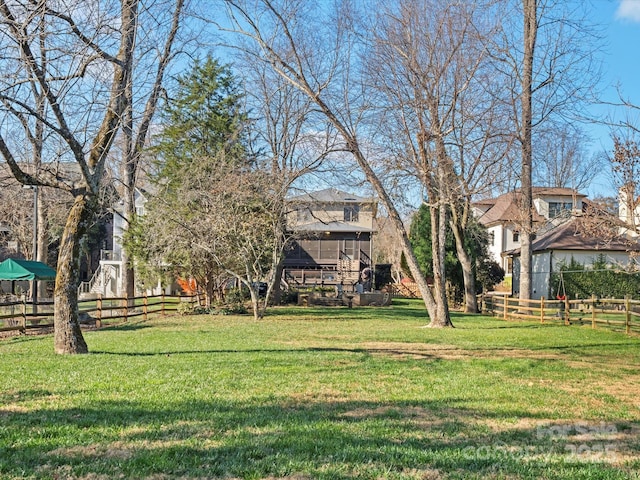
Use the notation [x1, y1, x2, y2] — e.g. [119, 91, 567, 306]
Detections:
[584, 0, 640, 196]
[599, 0, 640, 102]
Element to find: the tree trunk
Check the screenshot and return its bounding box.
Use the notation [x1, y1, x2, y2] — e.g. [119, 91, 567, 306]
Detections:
[361, 155, 448, 327]
[271, 263, 283, 304]
[450, 220, 478, 313]
[249, 287, 263, 320]
[120, 187, 136, 307]
[205, 277, 215, 308]
[36, 188, 49, 301]
[120, 74, 137, 307]
[53, 194, 92, 354]
[519, 0, 537, 302]
[427, 202, 452, 327]
[341, 128, 451, 327]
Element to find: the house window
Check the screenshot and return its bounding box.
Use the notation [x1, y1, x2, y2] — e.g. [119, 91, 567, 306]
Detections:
[548, 202, 573, 218]
[512, 231, 519, 242]
[344, 205, 359, 222]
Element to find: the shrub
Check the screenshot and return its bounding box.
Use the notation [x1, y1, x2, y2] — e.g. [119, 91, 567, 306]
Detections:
[552, 255, 640, 299]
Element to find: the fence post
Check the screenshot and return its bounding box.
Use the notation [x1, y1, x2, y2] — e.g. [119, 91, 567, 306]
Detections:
[591, 295, 596, 329]
[96, 294, 102, 328]
[564, 297, 570, 326]
[503, 295, 508, 320]
[123, 294, 129, 322]
[143, 291, 148, 321]
[20, 298, 27, 334]
[540, 297, 545, 323]
[161, 292, 166, 317]
[625, 295, 631, 335]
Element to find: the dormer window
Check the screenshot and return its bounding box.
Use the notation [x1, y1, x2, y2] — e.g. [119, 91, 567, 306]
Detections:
[513, 230, 519, 242]
[548, 201, 573, 219]
[344, 205, 359, 222]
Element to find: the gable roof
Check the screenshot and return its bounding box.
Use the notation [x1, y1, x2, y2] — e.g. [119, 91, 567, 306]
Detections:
[476, 187, 585, 227]
[477, 191, 545, 226]
[530, 187, 587, 198]
[288, 188, 372, 204]
[0, 258, 56, 281]
[293, 221, 375, 233]
[509, 218, 640, 256]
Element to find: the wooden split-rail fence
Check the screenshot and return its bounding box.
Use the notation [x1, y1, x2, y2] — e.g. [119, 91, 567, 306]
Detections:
[0, 293, 201, 335]
[480, 294, 640, 335]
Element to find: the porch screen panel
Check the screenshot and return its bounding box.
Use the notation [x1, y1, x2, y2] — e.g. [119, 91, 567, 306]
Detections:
[320, 239, 338, 259]
[358, 239, 371, 260]
[298, 240, 316, 260]
[342, 239, 356, 259]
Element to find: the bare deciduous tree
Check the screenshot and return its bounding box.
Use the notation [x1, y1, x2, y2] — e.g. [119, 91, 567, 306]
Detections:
[118, 0, 185, 306]
[223, 0, 452, 326]
[0, 0, 185, 353]
[532, 124, 597, 191]
[491, 0, 602, 300]
[611, 135, 640, 236]
[367, 0, 510, 314]
[241, 56, 337, 303]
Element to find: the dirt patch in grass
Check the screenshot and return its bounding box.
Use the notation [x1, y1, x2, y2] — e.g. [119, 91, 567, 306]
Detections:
[556, 374, 640, 409]
[357, 341, 565, 361]
[48, 442, 135, 461]
[383, 341, 640, 403]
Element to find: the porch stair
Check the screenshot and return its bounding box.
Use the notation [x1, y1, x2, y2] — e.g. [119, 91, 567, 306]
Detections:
[337, 258, 359, 282]
[78, 264, 116, 298]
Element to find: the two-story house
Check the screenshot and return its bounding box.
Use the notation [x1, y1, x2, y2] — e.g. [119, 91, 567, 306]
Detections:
[473, 187, 586, 276]
[283, 188, 377, 287]
[79, 188, 149, 298]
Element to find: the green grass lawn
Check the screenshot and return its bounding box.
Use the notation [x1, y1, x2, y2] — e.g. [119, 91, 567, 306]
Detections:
[1, 299, 639, 479]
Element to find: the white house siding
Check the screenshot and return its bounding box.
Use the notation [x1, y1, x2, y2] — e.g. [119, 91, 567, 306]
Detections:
[503, 225, 521, 254]
[486, 225, 503, 267]
[531, 251, 552, 300]
[487, 224, 520, 274]
[550, 250, 634, 270]
[112, 213, 125, 259]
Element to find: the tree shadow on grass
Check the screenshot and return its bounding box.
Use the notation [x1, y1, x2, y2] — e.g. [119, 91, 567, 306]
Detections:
[99, 320, 154, 332]
[266, 299, 431, 322]
[89, 342, 638, 369]
[1, 392, 635, 480]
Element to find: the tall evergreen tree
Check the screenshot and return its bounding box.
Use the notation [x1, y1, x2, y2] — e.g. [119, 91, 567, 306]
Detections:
[128, 57, 251, 305]
[128, 57, 287, 319]
[153, 56, 250, 182]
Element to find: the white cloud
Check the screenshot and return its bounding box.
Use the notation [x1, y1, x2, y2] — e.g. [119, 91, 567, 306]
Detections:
[616, 0, 640, 22]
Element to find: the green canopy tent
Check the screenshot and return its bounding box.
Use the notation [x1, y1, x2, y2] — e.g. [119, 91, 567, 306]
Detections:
[0, 259, 56, 311]
[0, 258, 56, 281]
